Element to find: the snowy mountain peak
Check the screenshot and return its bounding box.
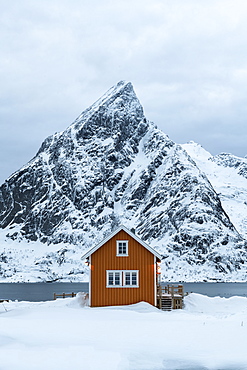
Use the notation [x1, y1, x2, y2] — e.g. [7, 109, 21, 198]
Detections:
[71, 80, 145, 139]
[37, 80, 148, 164]
[0, 83, 247, 282]
[182, 141, 211, 161]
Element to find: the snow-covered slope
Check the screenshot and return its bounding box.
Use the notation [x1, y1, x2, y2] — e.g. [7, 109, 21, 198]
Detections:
[182, 142, 247, 240]
[0, 82, 247, 282]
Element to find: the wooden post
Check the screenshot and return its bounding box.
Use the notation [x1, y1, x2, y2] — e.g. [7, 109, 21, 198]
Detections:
[54, 293, 56, 300]
[157, 284, 162, 308]
[178, 285, 184, 297]
[170, 286, 174, 309]
[171, 285, 174, 297]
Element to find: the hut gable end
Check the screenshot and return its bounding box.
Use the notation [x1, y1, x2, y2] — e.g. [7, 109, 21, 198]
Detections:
[82, 226, 161, 307]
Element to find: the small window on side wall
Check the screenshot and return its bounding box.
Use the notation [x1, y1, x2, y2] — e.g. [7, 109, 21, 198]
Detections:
[116, 240, 128, 256]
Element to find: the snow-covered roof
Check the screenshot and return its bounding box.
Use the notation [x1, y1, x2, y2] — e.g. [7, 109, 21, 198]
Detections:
[81, 225, 162, 261]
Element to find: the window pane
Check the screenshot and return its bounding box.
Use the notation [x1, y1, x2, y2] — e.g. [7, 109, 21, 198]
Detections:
[115, 272, 120, 285]
[125, 272, 130, 285]
[108, 272, 114, 285]
[117, 241, 127, 255]
[132, 272, 137, 285]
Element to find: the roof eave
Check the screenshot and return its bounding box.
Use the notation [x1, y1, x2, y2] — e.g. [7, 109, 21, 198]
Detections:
[81, 225, 162, 261]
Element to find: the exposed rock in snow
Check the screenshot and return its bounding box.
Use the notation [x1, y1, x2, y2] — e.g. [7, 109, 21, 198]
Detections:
[0, 82, 247, 282]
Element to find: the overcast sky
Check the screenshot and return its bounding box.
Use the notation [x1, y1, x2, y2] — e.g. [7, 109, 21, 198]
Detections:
[1, 0, 247, 184]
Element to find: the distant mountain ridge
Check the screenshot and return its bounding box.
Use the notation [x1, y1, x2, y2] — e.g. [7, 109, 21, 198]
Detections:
[210, 152, 247, 179]
[0, 81, 247, 282]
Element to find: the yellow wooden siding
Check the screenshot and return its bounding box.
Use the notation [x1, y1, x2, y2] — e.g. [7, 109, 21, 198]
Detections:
[90, 230, 155, 307]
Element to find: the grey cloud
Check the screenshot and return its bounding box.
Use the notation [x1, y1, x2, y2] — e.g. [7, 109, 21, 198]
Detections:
[0, 0, 247, 183]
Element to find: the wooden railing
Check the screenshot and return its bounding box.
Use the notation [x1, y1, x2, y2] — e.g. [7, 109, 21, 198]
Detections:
[157, 284, 184, 297]
[53, 292, 77, 300]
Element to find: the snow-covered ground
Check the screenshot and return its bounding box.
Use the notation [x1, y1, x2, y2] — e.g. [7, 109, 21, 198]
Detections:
[0, 230, 88, 283]
[1, 293, 247, 370]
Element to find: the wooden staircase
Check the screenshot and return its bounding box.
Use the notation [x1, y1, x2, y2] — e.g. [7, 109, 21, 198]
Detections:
[160, 295, 173, 311]
[157, 284, 184, 311]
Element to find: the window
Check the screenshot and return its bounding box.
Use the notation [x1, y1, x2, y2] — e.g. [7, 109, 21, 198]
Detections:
[107, 271, 122, 287]
[123, 271, 138, 287]
[116, 240, 128, 256]
[106, 270, 139, 287]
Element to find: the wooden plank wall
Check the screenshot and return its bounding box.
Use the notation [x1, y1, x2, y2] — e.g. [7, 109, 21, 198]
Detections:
[91, 230, 155, 307]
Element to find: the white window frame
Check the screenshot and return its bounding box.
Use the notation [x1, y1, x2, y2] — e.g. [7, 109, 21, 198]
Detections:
[106, 270, 139, 288]
[123, 270, 139, 287]
[106, 270, 122, 287]
[116, 240, 128, 256]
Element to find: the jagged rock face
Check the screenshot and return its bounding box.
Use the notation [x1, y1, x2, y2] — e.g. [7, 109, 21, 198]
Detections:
[0, 81, 246, 278]
[0, 82, 149, 243]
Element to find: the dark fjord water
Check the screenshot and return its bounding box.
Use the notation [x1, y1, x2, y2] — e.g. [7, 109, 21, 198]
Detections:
[0, 282, 89, 302]
[1, 282, 247, 302]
